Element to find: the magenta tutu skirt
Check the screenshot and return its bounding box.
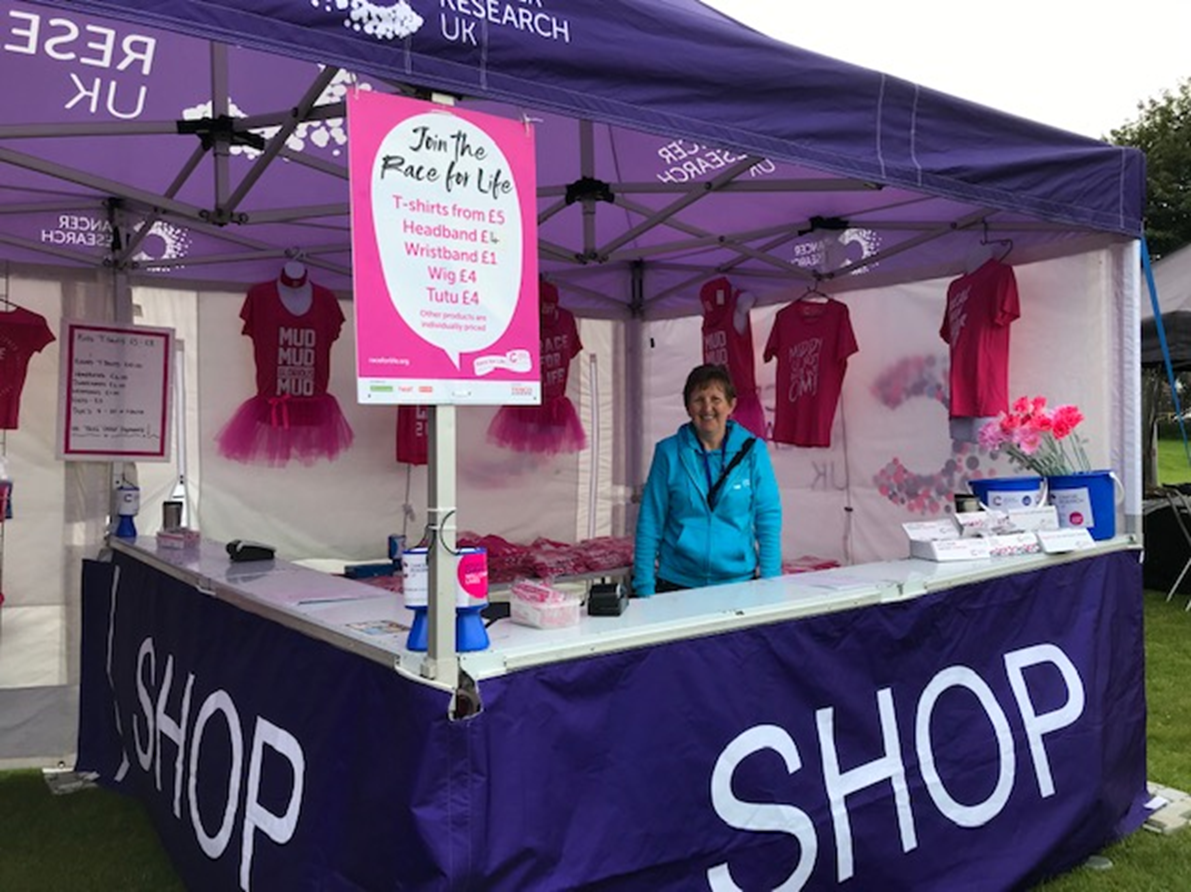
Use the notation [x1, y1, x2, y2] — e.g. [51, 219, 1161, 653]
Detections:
[487, 396, 587, 454]
[732, 389, 767, 440]
[216, 393, 354, 466]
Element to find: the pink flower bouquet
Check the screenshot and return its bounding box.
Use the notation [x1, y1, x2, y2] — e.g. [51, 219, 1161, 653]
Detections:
[978, 396, 1091, 476]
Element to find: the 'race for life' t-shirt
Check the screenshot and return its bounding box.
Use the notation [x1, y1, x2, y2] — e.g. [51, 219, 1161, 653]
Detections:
[540, 304, 582, 401]
[396, 404, 429, 465]
[240, 279, 344, 399]
[763, 298, 858, 447]
[940, 259, 1020, 418]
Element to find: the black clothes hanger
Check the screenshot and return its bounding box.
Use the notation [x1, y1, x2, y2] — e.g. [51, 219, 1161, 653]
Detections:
[980, 221, 1014, 263]
[796, 271, 835, 304]
[797, 282, 831, 304]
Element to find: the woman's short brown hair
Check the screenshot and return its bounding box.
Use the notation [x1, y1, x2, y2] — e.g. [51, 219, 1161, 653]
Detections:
[683, 363, 736, 406]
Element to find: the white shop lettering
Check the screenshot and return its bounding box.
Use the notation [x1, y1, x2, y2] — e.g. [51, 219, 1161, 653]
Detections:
[133, 636, 306, 892]
[707, 643, 1085, 890]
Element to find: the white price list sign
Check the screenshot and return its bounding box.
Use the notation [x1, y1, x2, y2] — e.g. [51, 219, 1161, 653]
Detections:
[57, 320, 173, 461]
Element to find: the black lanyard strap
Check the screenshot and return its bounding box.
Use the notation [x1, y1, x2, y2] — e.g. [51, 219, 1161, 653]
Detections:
[707, 438, 756, 509]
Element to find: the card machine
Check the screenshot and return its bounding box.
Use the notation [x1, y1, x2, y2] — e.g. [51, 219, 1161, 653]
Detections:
[226, 539, 276, 562]
[587, 581, 629, 616]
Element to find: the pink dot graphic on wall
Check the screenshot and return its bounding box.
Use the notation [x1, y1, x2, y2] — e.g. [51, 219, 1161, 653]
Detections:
[869, 354, 997, 516]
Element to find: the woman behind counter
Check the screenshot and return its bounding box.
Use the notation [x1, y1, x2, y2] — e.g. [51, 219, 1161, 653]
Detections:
[632, 364, 782, 596]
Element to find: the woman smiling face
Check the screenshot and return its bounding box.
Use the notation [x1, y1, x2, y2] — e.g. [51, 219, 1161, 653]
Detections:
[687, 382, 737, 450]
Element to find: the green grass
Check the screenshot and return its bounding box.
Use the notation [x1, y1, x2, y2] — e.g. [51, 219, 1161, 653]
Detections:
[1140, 593, 1191, 794]
[2, 591, 1188, 891]
[1037, 827, 1191, 890]
[1036, 591, 1191, 891]
[0, 770, 185, 891]
[1158, 436, 1191, 486]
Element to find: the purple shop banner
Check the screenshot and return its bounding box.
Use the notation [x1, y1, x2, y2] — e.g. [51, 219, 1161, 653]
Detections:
[80, 551, 1148, 891]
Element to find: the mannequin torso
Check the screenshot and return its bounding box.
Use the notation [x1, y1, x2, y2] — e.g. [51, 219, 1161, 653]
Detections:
[278, 261, 313, 316]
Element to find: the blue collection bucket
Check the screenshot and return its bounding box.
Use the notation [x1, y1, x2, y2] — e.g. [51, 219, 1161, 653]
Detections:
[402, 546, 490, 653]
[968, 476, 1046, 511]
[406, 606, 490, 653]
[1047, 471, 1118, 540]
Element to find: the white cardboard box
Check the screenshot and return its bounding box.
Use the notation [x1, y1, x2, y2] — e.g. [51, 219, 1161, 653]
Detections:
[903, 519, 960, 540]
[1037, 528, 1096, 553]
[955, 505, 1059, 537]
[903, 519, 998, 561]
[510, 596, 582, 628]
[954, 510, 1007, 537]
[1001, 505, 1060, 533]
[986, 532, 1041, 557]
[909, 537, 993, 562]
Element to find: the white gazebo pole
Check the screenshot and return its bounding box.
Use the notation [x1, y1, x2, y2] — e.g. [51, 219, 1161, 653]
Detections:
[1120, 240, 1143, 538]
[423, 404, 458, 683]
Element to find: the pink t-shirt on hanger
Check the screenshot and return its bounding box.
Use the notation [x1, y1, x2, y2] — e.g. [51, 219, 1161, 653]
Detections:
[763, 298, 858, 447]
[940, 258, 1020, 418]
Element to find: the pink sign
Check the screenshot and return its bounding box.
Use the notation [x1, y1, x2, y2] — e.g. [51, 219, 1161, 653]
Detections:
[348, 92, 539, 405]
[456, 549, 489, 602]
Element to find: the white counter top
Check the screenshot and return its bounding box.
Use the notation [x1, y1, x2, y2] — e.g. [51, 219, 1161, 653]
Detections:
[107, 534, 1141, 683]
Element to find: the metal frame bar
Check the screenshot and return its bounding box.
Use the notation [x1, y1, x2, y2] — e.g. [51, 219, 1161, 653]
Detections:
[225, 67, 341, 214]
[595, 155, 763, 259]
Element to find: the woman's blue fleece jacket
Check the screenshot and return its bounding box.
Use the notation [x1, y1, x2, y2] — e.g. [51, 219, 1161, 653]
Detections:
[632, 420, 782, 596]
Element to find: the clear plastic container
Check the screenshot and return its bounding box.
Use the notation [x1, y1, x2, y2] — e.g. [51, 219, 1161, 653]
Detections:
[510, 597, 581, 629]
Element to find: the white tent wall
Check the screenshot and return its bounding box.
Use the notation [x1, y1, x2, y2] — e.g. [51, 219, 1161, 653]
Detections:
[1142, 242, 1191, 320]
[571, 319, 620, 540]
[0, 269, 620, 763]
[640, 246, 1132, 566]
[0, 276, 69, 765]
[834, 247, 1123, 562]
[197, 287, 424, 560]
[0, 270, 121, 764]
[132, 286, 202, 535]
[194, 290, 618, 560]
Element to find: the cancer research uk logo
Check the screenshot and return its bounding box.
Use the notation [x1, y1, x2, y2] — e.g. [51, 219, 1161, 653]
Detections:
[312, 0, 425, 39]
[649, 139, 883, 276]
[311, 0, 574, 45]
[40, 216, 191, 271]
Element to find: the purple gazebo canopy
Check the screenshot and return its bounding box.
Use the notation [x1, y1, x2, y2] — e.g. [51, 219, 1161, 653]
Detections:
[0, 0, 1144, 315]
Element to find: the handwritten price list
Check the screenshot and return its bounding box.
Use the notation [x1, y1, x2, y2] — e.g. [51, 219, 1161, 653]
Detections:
[63, 323, 170, 458]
